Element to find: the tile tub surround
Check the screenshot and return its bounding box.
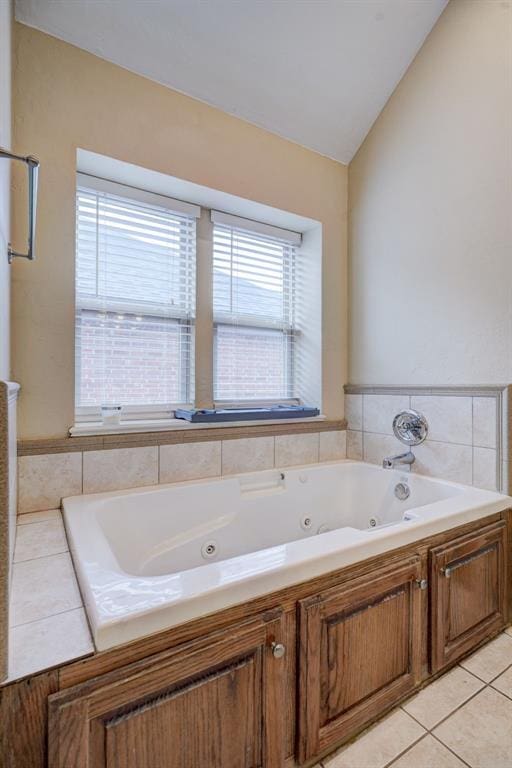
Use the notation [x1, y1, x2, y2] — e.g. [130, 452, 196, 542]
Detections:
[7, 510, 93, 682]
[17, 427, 347, 514]
[0, 382, 20, 682]
[345, 386, 510, 493]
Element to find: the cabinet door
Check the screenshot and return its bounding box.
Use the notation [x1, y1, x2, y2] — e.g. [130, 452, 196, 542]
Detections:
[48, 611, 286, 768]
[430, 521, 507, 672]
[297, 558, 424, 764]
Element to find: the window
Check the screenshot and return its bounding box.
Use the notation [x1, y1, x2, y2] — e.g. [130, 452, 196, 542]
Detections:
[75, 177, 197, 417]
[74, 170, 321, 428]
[212, 217, 298, 402]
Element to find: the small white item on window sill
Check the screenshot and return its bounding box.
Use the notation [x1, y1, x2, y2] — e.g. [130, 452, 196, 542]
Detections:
[101, 404, 122, 426]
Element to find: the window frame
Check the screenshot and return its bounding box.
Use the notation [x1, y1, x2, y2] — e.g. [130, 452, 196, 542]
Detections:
[73, 174, 317, 428]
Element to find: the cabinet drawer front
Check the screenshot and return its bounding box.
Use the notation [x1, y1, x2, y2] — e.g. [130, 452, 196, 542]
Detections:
[48, 612, 286, 768]
[298, 558, 423, 763]
[430, 522, 507, 672]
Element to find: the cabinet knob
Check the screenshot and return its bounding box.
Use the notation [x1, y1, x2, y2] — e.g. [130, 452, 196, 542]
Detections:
[442, 566, 452, 578]
[415, 578, 428, 590]
[271, 642, 286, 659]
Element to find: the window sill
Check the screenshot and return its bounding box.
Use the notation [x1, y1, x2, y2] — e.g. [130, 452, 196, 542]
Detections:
[69, 415, 327, 438]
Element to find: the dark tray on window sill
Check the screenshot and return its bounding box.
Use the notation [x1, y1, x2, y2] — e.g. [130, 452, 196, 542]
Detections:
[175, 405, 320, 423]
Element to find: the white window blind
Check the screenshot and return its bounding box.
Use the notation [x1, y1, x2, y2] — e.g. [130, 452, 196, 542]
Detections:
[75, 179, 196, 414]
[212, 217, 299, 402]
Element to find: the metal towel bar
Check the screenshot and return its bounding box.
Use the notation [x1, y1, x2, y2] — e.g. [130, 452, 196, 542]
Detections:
[0, 147, 39, 263]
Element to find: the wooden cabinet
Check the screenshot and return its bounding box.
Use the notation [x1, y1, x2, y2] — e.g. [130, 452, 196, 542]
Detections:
[2, 514, 509, 768]
[430, 521, 507, 672]
[48, 610, 286, 768]
[297, 557, 424, 764]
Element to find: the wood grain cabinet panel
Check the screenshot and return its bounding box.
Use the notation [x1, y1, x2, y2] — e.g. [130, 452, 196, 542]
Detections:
[430, 521, 507, 672]
[297, 557, 424, 764]
[48, 611, 287, 768]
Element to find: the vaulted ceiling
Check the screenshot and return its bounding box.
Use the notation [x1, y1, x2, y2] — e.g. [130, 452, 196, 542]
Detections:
[15, 0, 448, 163]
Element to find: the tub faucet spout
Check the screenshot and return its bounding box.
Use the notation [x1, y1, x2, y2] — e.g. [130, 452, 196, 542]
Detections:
[382, 451, 415, 470]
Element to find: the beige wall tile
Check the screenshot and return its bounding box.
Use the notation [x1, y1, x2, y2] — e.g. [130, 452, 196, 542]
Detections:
[222, 437, 274, 475]
[18, 452, 82, 513]
[363, 433, 404, 466]
[14, 518, 68, 563]
[319, 430, 346, 461]
[160, 441, 221, 484]
[345, 394, 363, 430]
[275, 433, 319, 467]
[83, 446, 158, 493]
[347, 430, 363, 460]
[472, 447, 497, 491]
[10, 552, 82, 626]
[9, 608, 93, 680]
[402, 666, 484, 730]
[433, 687, 512, 766]
[363, 394, 410, 435]
[473, 396, 497, 449]
[459, 633, 512, 682]
[323, 709, 425, 768]
[411, 395, 472, 445]
[413, 440, 472, 485]
[389, 735, 466, 768]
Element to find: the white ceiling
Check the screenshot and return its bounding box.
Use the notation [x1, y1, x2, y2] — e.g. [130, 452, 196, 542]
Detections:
[15, 0, 447, 164]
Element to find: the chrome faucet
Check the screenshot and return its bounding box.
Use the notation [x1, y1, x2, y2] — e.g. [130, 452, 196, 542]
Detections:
[382, 451, 415, 470]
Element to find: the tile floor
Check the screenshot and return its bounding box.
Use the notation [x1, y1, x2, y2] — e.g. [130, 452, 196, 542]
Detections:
[315, 628, 512, 768]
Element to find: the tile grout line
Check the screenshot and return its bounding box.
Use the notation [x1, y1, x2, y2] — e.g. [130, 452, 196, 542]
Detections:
[429, 730, 473, 768]
[12, 549, 72, 569]
[11, 604, 85, 631]
[13, 546, 69, 565]
[400, 675, 485, 734]
[485, 657, 512, 685]
[380, 729, 428, 768]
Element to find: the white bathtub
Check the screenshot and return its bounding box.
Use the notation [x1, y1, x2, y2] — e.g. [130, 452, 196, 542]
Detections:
[63, 460, 511, 650]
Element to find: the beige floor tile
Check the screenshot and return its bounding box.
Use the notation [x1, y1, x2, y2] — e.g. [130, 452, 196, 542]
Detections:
[17, 509, 61, 525]
[14, 518, 68, 562]
[9, 608, 93, 680]
[389, 735, 466, 768]
[505, 626, 512, 638]
[402, 665, 484, 729]
[10, 552, 83, 626]
[492, 664, 512, 699]
[323, 709, 425, 768]
[459, 632, 512, 682]
[433, 686, 512, 767]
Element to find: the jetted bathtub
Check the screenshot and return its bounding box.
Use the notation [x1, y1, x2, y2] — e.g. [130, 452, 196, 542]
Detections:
[63, 460, 511, 650]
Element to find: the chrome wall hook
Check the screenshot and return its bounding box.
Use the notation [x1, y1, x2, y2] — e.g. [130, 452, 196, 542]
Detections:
[0, 148, 40, 263]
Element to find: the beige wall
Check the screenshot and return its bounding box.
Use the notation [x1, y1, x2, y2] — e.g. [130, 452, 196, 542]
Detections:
[0, 0, 11, 381]
[349, 0, 512, 386]
[12, 23, 347, 440]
